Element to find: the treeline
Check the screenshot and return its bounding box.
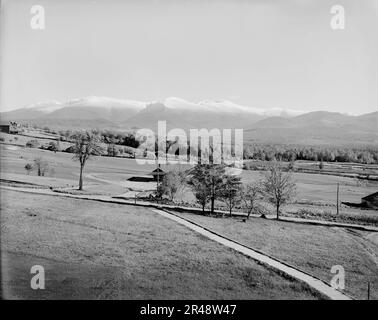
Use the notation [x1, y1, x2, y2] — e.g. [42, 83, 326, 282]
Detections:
[243, 144, 378, 164]
[40, 126, 378, 164]
[42, 127, 140, 149]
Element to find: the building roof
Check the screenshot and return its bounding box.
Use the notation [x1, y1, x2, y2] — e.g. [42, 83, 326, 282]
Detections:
[149, 167, 166, 176]
[362, 191, 378, 201]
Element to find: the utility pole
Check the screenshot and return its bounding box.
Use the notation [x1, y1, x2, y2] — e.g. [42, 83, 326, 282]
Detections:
[156, 163, 160, 203]
[336, 183, 340, 214]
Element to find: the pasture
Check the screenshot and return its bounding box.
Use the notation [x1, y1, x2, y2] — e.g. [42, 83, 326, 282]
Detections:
[1, 189, 320, 299]
[1, 142, 377, 204]
[172, 210, 378, 300]
[1, 140, 377, 225]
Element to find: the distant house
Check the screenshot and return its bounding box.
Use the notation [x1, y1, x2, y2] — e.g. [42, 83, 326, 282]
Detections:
[361, 192, 378, 209]
[0, 124, 10, 133]
[0, 121, 19, 134]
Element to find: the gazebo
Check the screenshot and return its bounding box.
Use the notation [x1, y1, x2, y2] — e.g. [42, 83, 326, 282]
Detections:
[149, 167, 166, 182]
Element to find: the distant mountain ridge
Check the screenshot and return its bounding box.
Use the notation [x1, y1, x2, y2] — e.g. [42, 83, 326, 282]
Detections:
[1, 96, 377, 145]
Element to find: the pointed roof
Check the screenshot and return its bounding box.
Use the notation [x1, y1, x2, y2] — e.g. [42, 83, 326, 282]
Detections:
[149, 167, 166, 177]
[362, 192, 378, 201]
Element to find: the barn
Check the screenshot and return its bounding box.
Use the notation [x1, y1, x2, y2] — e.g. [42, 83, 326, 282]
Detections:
[0, 121, 19, 134]
[361, 192, 378, 209]
[0, 124, 10, 133]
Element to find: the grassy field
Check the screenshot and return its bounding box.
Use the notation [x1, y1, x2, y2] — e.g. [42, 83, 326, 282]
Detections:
[172, 210, 378, 300]
[2, 142, 377, 203]
[0, 189, 321, 299]
[1, 140, 377, 224]
[241, 169, 378, 204]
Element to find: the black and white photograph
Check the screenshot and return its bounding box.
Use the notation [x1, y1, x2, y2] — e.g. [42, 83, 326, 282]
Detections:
[0, 0, 377, 305]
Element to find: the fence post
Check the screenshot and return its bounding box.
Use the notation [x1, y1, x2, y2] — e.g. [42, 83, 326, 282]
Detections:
[336, 183, 339, 215]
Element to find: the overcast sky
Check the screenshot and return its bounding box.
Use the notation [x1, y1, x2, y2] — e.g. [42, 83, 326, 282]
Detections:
[1, 0, 377, 114]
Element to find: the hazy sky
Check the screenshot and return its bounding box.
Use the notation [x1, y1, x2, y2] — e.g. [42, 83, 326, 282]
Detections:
[1, 0, 377, 114]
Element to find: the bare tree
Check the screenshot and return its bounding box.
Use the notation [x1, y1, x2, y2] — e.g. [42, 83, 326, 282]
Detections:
[157, 171, 182, 202]
[242, 182, 263, 219]
[263, 162, 296, 219]
[72, 131, 102, 190]
[33, 157, 49, 176]
[165, 164, 189, 202]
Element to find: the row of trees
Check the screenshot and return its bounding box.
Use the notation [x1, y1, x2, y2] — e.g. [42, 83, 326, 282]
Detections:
[46, 127, 140, 149]
[159, 162, 297, 219]
[40, 125, 378, 164]
[243, 144, 378, 164]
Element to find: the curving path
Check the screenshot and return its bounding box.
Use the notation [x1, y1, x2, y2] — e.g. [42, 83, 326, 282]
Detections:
[151, 208, 352, 300]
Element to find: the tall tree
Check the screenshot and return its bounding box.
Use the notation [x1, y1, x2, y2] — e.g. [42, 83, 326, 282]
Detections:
[263, 162, 297, 219]
[189, 164, 226, 214]
[192, 181, 211, 212]
[72, 131, 102, 190]
[219, 174, 242, 216]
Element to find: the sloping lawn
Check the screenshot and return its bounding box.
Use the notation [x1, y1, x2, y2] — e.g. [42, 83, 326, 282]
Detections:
[172, 211, 378, 300]
[1, 190, 320, 299]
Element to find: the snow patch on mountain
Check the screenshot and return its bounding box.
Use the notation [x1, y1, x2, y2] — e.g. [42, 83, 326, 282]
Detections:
[20, 96, 307, 117]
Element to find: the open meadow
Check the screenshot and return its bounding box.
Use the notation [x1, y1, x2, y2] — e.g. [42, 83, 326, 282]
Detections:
[172, 210, 378, 300]
[1, 189, 321, 299]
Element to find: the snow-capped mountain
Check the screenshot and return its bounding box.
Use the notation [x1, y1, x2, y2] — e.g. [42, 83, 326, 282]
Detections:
[1, 96, 377, 145]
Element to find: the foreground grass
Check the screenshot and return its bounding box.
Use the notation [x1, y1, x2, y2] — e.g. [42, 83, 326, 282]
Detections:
[0, 189, 320, 299]
[172, 211, 378, 300]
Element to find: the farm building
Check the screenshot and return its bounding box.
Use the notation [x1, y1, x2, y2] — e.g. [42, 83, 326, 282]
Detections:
[127, 167, 166, 183]
[0, 124, 10, 133]
[0, 121, 19, 134]
[361, 192, 378, 209]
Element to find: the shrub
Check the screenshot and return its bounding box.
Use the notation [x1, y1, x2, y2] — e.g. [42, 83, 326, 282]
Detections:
[157, 172, 181, 201]
[107, 143, 119, 157]
[124, 147, 135, 157]
[24, 163, 33, 175]
[47, 141, 60, 152]
[26, 139, 39, 148]
[33, 157, 49, 176]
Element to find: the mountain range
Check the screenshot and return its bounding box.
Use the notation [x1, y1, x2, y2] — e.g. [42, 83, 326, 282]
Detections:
[1, 96, 377, 145]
